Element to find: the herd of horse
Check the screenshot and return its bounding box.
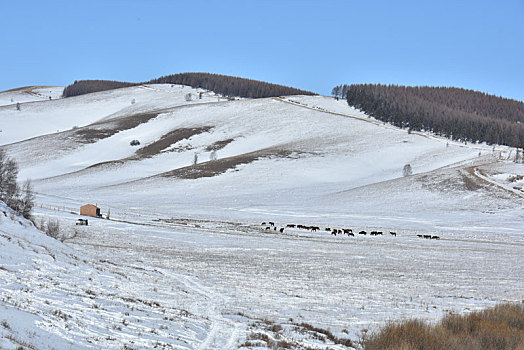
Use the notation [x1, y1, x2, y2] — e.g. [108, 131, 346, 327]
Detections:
[261, 222, 399, 237]
[417, 234, 441, 240]
[260, 221, 441, 240]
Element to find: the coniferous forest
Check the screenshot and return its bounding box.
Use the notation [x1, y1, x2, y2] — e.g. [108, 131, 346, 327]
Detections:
[332, 84, 524, 148]
[62, 73, 315, 99]
[148, 73, 315, 98]
[63, 77, 524, 148]
[62, 80, 138, 98]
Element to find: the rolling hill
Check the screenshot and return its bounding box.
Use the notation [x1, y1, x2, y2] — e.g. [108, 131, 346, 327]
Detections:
[0, 82, 523, 349]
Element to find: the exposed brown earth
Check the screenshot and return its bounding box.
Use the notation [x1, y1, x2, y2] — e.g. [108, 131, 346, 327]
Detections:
[204, 138, 235, 152]
[41, 126, 215, 180]
[159, 147, 300, 179]
[73, 111, 161, 144]
[133, 126, 213, 159]
[419, 168, 485, 193]
[85, 159, 126, 170]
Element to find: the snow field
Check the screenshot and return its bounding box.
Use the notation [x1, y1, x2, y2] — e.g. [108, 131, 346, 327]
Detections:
[0, 203, 241, 349]
[27, 201, 523, 348]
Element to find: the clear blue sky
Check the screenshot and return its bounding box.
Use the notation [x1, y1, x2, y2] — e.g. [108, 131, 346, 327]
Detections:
[1, 0, 523, 101]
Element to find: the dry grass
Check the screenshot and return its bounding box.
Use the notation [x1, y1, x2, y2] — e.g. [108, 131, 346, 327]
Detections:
[363, 303, 524, 350]
[294, 322, 354, 347]
[133, 126, 213, 159]
[159, 147, 296, 179]
[241, 332, 294, 349]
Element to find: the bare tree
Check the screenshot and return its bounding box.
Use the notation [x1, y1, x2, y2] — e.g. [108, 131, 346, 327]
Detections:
[19, 180, 35, 219]
[0, 155, 19, 204]
[0, 150, 7, 195]
[515, 149, 523, 163]
[0, 150, 34, 218]
[403, 164, 413, 177]
[332, 86, 341, 99]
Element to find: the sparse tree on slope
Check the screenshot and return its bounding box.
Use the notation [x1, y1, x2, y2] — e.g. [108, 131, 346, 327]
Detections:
[0, 149, 35, 219]
[0, 154, 19, 204]
[19, 180, 35, 219]
[332, 86, 341, 99]
[403, 164, 413, 177]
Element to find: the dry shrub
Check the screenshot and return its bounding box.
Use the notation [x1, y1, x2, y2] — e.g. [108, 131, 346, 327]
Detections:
[439, 303, 524, 350]
[296, 322, 354, 347]
[363, 319, 442, 350]
[245, 332, 293, 349]
[363, 303, 524, 350]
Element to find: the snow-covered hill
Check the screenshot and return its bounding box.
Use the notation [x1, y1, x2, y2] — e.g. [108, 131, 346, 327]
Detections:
[0, 86, 64, 107]
[1, 84, 522, 349]
[0, 84, 220, 146]
[3, 86, 520, 233]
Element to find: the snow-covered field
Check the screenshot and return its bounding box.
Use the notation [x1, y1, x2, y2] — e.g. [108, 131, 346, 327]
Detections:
[0, 84, 522, 349]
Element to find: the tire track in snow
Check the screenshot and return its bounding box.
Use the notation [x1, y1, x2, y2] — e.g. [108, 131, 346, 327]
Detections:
[471, 167, 524, 199]
[164, 272, 243, 349]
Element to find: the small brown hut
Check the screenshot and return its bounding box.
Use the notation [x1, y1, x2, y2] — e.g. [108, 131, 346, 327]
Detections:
[80, 204, 101, 218]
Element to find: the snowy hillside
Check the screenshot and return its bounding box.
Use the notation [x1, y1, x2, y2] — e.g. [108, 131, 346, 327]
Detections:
[0, 84, 219, 146]
[3, 86, 520, 233]
[0, 202, 203, 348]
[1, 84, 523, 348]
[1, 202, 370, 349]
[0, 86, 63, 107]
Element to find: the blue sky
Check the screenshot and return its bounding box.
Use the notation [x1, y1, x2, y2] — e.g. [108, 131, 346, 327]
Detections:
[1, 0, 523, 101]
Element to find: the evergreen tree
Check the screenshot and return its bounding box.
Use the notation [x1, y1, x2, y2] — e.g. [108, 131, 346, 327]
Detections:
[335, 84, 524, 148]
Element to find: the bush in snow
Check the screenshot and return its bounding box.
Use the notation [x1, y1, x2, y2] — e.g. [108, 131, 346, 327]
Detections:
[363, 303, 524, 350]
[38, 218, 76, 242]
[44, 219, 61, 240]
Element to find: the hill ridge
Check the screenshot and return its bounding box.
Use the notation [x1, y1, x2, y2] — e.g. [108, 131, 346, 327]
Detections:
[62, 72, 316, 99]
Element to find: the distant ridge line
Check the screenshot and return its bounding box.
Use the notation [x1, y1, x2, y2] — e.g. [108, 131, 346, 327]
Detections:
[62, 73, 316, 99]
